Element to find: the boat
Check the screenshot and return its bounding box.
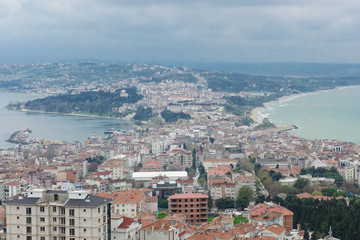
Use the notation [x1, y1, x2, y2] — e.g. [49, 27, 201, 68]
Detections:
[104, 128, 115, 135]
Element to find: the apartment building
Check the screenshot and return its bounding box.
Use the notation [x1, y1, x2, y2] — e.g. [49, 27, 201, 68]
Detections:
[139, 219, 185, 240]
[168, 193, 208, 224]
[97, 189, 156, 218]
[210, 182, 236, 200]
[6, 189, 112, 240]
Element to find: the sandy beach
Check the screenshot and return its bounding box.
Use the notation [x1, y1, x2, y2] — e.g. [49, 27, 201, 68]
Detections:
[250, 93, 301, 123]
[249, 93, 302, 132]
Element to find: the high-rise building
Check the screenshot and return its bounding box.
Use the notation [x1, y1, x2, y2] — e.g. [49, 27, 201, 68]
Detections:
[6, 189, 112, 240]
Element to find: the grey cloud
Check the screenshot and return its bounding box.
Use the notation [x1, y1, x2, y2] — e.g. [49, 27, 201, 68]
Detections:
[0, 0, 360, 64]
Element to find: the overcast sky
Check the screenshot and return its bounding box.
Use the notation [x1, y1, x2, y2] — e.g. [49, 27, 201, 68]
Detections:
[0, 0, 359, 65]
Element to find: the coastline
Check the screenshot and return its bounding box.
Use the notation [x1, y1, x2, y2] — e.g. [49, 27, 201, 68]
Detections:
[18, 108, 134, 121]
[249, 85, 360, 123]
[250, 84, 360, 136]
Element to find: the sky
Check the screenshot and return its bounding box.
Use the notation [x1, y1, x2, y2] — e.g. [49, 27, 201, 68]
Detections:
[0, 0, 360, 65]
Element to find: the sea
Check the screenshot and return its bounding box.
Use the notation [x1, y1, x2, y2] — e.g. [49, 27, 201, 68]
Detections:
[0, 91, 132, 149]
[258, 85, 360, 144]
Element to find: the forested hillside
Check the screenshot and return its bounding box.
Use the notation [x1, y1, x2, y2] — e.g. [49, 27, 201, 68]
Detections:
[23, 88, 142, 117]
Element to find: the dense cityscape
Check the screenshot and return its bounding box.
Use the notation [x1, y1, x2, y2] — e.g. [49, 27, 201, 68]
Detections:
[0, 62, 359, 240]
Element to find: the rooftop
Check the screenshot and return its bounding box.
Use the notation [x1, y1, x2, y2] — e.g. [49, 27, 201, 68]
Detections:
[168, 193, 208, 199]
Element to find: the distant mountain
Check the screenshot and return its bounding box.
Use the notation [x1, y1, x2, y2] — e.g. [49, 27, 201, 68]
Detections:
[187, 62, 360, 77]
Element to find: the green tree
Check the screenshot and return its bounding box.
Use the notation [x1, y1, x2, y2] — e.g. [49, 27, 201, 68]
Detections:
[216, 197, 235, 209]
[294, 178, 310, 190]
[158, 199, 168, 209]
[133, 106, 153, 121]
[238, 186, 254, 201]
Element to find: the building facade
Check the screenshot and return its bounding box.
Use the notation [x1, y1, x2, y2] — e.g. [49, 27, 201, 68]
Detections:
[6, 189, 112, 240]
[168, 193, 208, 224]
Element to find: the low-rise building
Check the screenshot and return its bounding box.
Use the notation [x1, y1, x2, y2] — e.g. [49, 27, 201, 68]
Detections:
[111, 215, 141, 240]
[139, 219, 185, 240]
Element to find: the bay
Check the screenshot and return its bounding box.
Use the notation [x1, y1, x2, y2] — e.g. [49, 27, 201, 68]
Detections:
[0, 91, 132, 149]
[260, 85, 360, 144]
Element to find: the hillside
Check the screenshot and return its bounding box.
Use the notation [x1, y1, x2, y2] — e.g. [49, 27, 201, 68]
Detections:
[19, 88, 142, 117]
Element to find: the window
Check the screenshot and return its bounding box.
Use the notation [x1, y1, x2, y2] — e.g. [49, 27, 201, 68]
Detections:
[40, 217, 45, 222]
[26, 227, 32, 234]
[83, 219, 87, 222]
[54, 194, 58, 201]
[40, 227, 45, 232]
[17, 226, 19, 229]
[53, 227, 57, 231]
[17, 216, 19, 219]
[98, 228, 101, 233]
[69, 219, 75, 226]
[40, 237, 45, 240]
[60, 227, 65, 234]
[70, 238, 75, 240]
[98, 218, 100, 223]
[60, 207, 65, 215]
[69, 209, 75, 216]
[26, 208, 32, 215]
[53, 237, 57, 240]
[53, 217, 57, 222]
[60, 218, 65, 225]
[40, 206, 45, 212]
[83, 209, 87, 212]
[17, 206, 19, 210]
[70, 229, 75, 236]
[84, 229, 87, 232]
[52, 206, 57, 212]
[103, 206, 106, 213]
[26, 236, 32, 240]
[98, 207, 100, 213]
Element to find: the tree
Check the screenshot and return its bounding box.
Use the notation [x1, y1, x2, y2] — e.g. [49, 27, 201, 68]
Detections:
[158, 199, 168, 209]
[238, 186, 253, 201]
[133, 106, 153, 121]
[198, 177, 206, 188]
[304, 230, 310, 240]
[236, 198, 250, 210]
[192, 148, 197, 168]
[294, 178, 310, 190]
[185, 167, 196, 178]
[321, 188, 336, 197]
[216, 198, 235, 209]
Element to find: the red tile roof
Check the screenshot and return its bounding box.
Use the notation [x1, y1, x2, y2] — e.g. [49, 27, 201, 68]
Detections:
[118, 216, 135, 229]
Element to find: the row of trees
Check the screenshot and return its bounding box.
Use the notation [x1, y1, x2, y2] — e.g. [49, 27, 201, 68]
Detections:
[269, 195, 360, 240]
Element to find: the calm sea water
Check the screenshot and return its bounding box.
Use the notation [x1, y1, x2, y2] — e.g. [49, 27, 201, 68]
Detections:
[0, 92, 132, 149]
[259, 85, 360, 144]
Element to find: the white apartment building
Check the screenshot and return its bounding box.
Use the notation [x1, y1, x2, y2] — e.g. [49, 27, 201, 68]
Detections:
[111, 216, 141, 240]
[6, 189, 112, 240]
